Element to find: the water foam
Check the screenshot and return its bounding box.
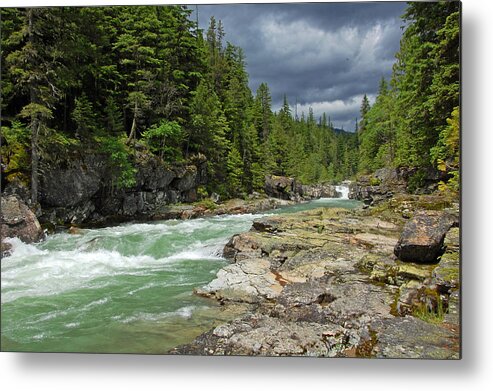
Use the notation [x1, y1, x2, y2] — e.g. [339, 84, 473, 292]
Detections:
[335, 184, 350, 199]
[1, 246, 170, 303]
[120, 305, 205, 324]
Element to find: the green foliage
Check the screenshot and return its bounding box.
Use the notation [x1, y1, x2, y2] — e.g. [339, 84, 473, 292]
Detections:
[226, 146, 244, 197]
[142, 120, 183, 161]
[195, 198, 217, 211]
[412, 292, 445, 325]
[407, 169, 428, 194]
[369, 177, 381, 186]
[358, 1, 459, 190]
[431, 106, 460, 193]
[196, 186, 209, 199]
[0, 121, 31, 183]
[95, 136, 136, 189]
[0, 5, 363, 202]
[72, 94, 98, 138]
[358, 78, 396, 173]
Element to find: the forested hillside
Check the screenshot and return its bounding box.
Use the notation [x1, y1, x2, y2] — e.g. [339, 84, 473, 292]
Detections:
[1, 6, 358, 203]
[358, 1, 460, 193]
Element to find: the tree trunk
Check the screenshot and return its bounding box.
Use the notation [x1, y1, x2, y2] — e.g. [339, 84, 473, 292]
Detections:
[28, 8, 39, 205]
[126, 101, 138, 145]
[30, 118, 40, 205]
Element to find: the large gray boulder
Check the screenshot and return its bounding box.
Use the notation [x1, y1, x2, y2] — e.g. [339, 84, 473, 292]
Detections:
[1, 195, 44, 256]
[394, 211, 458, 263]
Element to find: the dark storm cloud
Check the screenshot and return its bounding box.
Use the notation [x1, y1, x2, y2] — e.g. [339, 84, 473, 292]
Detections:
[192, 2, 407, 131]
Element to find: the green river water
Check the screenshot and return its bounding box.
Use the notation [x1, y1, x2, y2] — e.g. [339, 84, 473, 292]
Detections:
[1, 197, 360, 354]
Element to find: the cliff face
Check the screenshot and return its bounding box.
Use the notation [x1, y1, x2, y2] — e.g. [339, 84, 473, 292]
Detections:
[3, 152, 310, 230]
[348, 167, 447, 206]
[27, 153, 208, 226]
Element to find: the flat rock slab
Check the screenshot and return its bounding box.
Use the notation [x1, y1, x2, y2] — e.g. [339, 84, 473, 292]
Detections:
[371, 316, 460, 359]
[171, 314, 363, 357]
[195, 258, 283, 304]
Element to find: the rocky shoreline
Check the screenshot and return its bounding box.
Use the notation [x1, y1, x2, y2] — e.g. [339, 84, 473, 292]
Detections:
[170, 193, 460, 358]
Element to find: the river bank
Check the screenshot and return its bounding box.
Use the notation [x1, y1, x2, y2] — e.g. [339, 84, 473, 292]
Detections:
[171, 192, 460, 358]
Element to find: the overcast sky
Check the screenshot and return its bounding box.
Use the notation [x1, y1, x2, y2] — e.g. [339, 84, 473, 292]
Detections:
[191, 2, 407, 131]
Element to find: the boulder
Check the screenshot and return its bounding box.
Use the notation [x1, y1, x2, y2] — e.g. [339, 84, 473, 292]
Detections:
[264, 175, 295, 200]
[1, 195, 44, 251]
[195, 258, 283, 304]
[252, 216, 284, 233]
[394, 211, 457, 263]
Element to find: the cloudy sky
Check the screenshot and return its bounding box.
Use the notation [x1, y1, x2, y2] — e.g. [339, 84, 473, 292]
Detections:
[192, 2, 407, 131]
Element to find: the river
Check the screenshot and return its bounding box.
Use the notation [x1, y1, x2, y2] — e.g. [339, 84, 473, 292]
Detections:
[1, 197, 360, 353]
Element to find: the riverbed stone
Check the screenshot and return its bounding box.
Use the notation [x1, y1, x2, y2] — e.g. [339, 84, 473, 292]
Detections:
[1, 195, 45, 254]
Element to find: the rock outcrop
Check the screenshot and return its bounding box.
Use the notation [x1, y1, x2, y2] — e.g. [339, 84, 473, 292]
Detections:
[1, 195, 45, 256]
[38, 153, 209, 226]
[264, 174, 344, 201]
[172, 196, 460, 358]
[349, 167, 448, 206]
[349, 168, 408, 205]
[264, 175, 302, 200]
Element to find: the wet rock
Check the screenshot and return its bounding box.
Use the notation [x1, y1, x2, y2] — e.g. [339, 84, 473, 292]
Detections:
[1, 195, 45, 253]
[195, 258, 283, 304]
[394, 211, 457, 263]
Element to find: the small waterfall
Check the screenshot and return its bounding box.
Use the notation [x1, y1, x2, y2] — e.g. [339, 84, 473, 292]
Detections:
[335, 184, 349, 199]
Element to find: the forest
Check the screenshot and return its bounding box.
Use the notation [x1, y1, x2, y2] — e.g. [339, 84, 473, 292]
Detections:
[0, 2, 459, 204]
